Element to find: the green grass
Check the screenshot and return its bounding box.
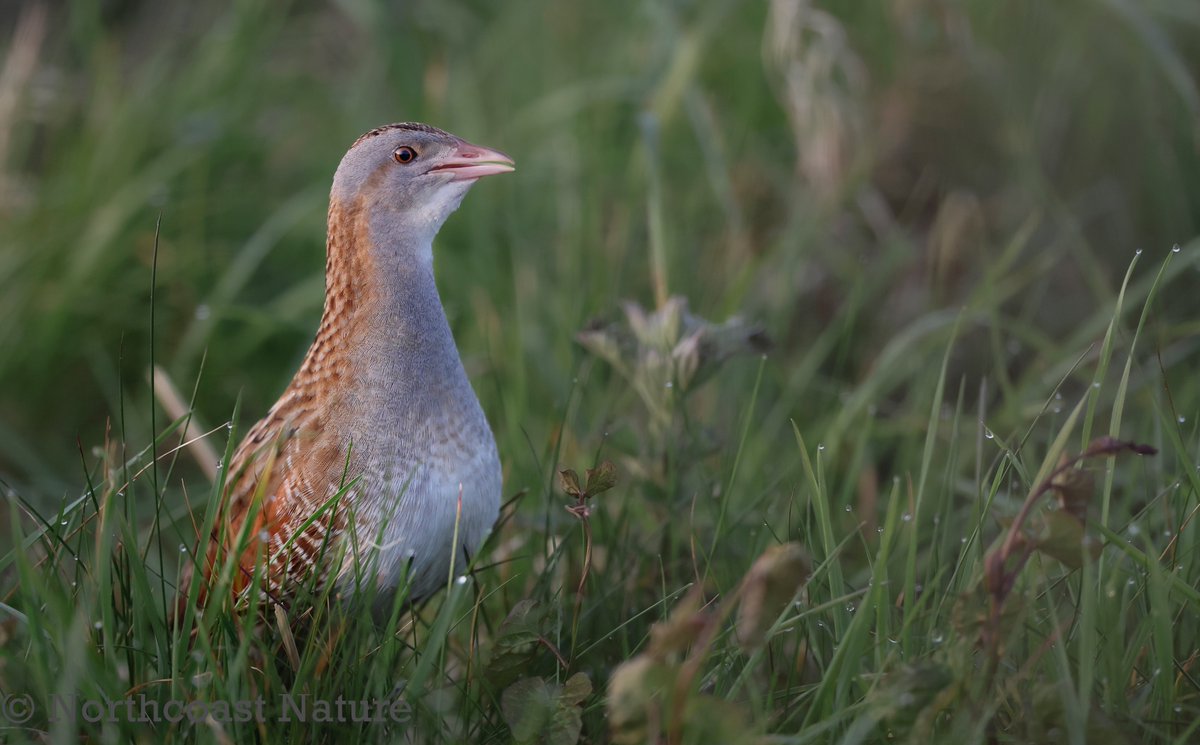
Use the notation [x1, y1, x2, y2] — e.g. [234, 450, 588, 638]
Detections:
[2, 0, 1200, 742]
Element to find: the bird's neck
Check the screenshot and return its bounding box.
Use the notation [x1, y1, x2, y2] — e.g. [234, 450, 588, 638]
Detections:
[299, 198, 469, 416]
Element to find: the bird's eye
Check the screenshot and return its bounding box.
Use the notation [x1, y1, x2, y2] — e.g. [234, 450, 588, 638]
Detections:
[393, 146, 418, 164]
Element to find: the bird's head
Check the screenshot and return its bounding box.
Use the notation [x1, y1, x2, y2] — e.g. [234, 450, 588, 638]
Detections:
[331, 122, 514, 245]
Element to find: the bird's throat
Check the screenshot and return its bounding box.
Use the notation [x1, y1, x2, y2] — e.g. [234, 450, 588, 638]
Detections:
[304, 198, 469, 422]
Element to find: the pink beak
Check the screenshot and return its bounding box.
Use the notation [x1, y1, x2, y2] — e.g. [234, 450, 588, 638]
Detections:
[428, 141, 515, 181]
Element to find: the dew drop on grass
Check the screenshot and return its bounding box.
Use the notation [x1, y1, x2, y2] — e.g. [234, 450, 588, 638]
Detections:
[93, 621, 102, 630]
[984, 428, 994, 440]
[902, 513, 912, 523]
[258, 530, 270, 543]
[1172, 245, 1181, 253]
[1135, 248, 1143, 255]
[1106, 587, 1116, 598]
[1178, 416, 1186, 424]
[845, 603, 856, 613]
[179, 544, 188, 553]
[817, 443, 826, 451]
[455, 575, 468, 586]
[931, 630, 944, 645]
[876, 526, 884, 534]
[844, 505, 852, 513]
[194, 304, 211, 321]
[1127, 524, 1141, 537]
[664, 381, 673, 389]
[60, 518, 68, 526]
[1175, 705, 1183, 713]
[1092, 382, 1101, 389]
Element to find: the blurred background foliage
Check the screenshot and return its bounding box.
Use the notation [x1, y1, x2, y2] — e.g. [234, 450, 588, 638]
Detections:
[0, 0, 1197, 527]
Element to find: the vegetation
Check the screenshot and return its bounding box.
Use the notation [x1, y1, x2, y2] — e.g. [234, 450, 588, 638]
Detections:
[1, 0, 1198, 742]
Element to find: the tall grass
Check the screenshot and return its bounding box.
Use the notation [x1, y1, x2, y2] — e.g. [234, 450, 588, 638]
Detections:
[1, 0, 1199, 742]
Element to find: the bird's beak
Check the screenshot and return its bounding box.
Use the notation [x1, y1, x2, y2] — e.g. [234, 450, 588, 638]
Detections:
[427, 141, 515, 181]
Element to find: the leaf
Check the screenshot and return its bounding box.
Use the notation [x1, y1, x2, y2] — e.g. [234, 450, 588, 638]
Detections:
[1050, 457, 1094, 521]
[502, 674, 592, 745]
[736, 542, 811, 649]
[584, 460, 618, 496]
[486, 599, 553, 689]
[1032, 510, 1101, 570]
[502, 677, 554, 743]
[561, 672, 592, 706]
[558, 469, 583, 498]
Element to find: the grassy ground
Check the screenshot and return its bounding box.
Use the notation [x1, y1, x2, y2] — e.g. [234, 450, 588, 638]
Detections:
[1, 0, 1199, 742]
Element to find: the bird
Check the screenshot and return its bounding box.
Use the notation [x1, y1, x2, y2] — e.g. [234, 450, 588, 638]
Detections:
[191, 123, 512, 613]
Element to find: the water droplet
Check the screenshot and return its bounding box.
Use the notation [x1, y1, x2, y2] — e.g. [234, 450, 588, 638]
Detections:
[932, 515, 940, 526]
[1127, 524, 1141, 537]
[844, 505, 852, 513]
[845, 603, 856, 613]
[1106, 588, 1116, 598]
[1178, 416, 1186, 424]
[1174, 704, 1183, 713]
[931, 630, 944, 645]
[1163, 529, 1173, 538]
[1135, 248, 1143, 255]
[902, 513, 912, 523]
[455, 575, 468, 586]
[984, 428, 995, 440]
[960, 537, 968, 544]
[817, 444, 826, 451]
[60, 518, 68, 526]
[1092, 382, 1101, 389]
[1054, 392, 1063, 400]
[258, 530, 270, 543]
[179, 544, 188, 553]
[1127, 578, 1136, 587]
[876, 526, 884, 534]
[93, 621, 102, 630]
[1172, 245, 1181, 253]
[194, 304, 211, 321]
[664, 381, 673, 389]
